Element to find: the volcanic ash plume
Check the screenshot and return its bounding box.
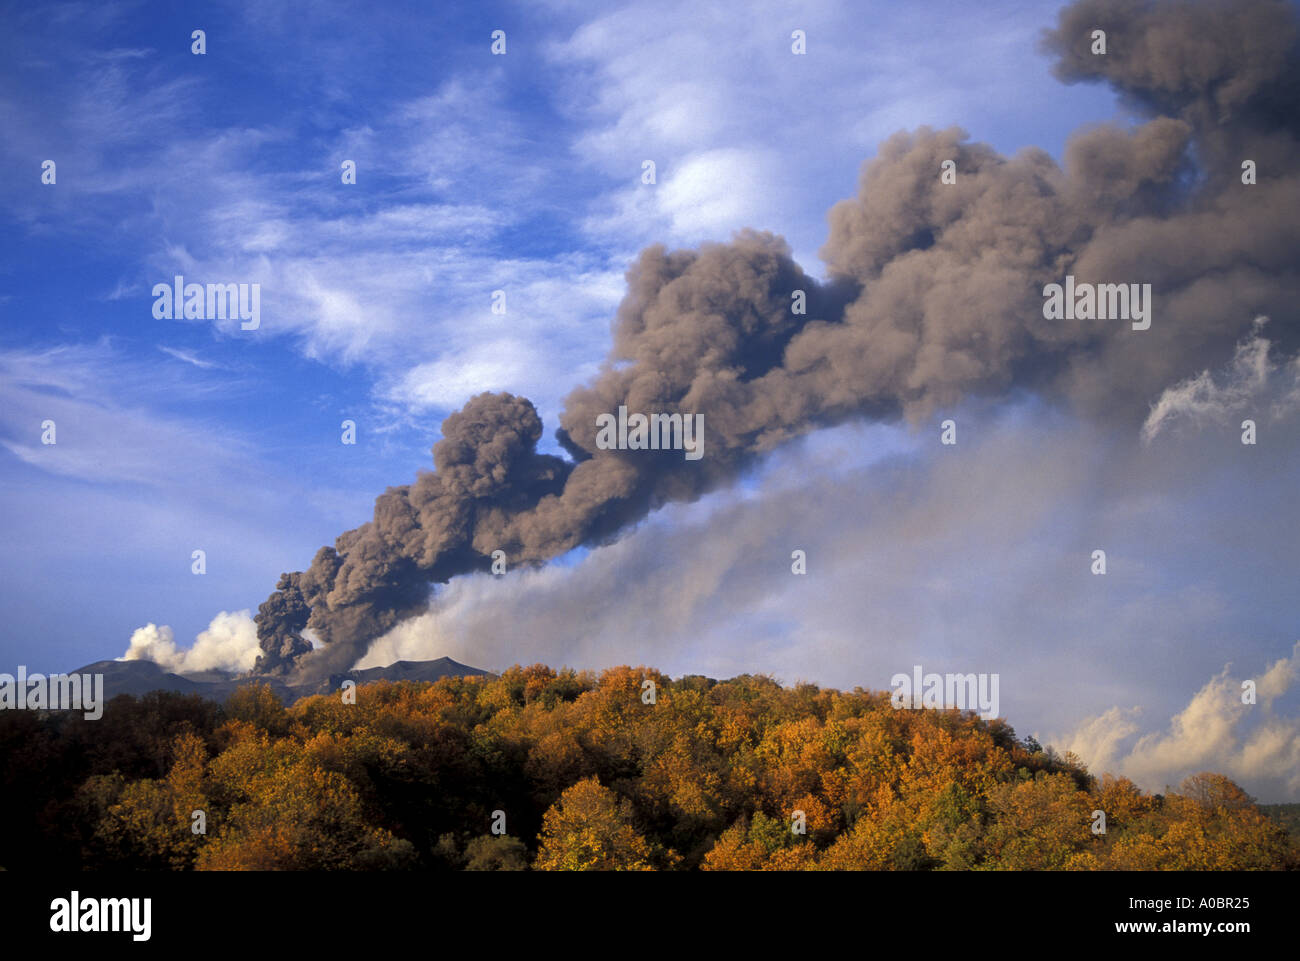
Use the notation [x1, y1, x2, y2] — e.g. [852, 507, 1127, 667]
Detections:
[255, 0, 1300, 678]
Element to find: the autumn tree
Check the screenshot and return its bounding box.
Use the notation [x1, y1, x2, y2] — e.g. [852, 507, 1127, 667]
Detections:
[224, 682, 290, 736]
[982, 772, 1093, 870]
[702, 811, 816, 870]
[1104, 773, 1293, 870]
[534, 777, 662, 871]
[463, 834, 529, 871]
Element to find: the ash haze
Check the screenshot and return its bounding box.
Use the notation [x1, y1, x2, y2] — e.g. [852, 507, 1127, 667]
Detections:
[0, 0, 1296, 802]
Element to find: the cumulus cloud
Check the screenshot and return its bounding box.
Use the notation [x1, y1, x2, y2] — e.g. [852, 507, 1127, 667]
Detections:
[1054, 642, 1300, 801]
[121, 610, 260, 674]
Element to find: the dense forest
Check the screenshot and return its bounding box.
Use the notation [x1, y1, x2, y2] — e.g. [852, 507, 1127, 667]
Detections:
[1, 665, 1294, 870]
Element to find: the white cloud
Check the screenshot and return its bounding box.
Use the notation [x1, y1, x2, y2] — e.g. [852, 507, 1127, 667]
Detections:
[1143, 318, 1300, 441]
[660, 147, 783, 240]
[0, 342, 255, 489]
[157, 345, 223, 370]
[1055, 643, 1300, 800]
[545, 0, 1109, 269]
[121, 610, 261, 674]
[387, 347, 533, 412]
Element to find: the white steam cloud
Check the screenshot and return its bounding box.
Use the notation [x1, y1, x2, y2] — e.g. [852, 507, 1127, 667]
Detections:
[121, 609, 260, 674]
[1142, 317, 1300, 442]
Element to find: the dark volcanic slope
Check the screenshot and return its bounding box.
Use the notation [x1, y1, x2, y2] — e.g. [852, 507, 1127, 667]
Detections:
[293, 657, 494, 701]
[71, 659, 206, 697]
[68, 657, 492, 706]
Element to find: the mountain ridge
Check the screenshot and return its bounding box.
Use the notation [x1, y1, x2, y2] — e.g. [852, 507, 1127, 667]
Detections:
[67, 656, 493, 705]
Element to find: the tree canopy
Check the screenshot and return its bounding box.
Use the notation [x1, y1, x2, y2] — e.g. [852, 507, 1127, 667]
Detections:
[0, 668, 1293, 871]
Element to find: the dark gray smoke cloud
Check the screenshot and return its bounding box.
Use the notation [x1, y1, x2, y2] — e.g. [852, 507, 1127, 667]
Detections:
[255, 0, 1300, 678]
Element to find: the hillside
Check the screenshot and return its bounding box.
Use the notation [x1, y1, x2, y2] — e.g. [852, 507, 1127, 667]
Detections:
[1, 664, 1294, 871]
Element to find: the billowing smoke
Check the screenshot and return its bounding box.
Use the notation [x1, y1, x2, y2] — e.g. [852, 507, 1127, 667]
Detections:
[255, 0, 1300, 678]
[124, 611, 261, 675]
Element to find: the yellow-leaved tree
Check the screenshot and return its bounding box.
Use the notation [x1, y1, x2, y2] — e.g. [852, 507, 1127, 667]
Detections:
[534, 777, 664, 871]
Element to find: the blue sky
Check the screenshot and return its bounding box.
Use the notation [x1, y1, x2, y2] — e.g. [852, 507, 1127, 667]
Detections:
[3, 1, 1297, 799]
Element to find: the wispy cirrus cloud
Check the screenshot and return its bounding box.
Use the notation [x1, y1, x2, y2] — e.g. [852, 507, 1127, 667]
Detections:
[546, 0, 1121, 266]
[0, 340, 254, 488]
[157, 345, 224, 370]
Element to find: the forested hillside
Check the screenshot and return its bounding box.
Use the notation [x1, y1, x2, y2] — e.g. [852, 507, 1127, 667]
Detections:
[1, 666, 1293, 870]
